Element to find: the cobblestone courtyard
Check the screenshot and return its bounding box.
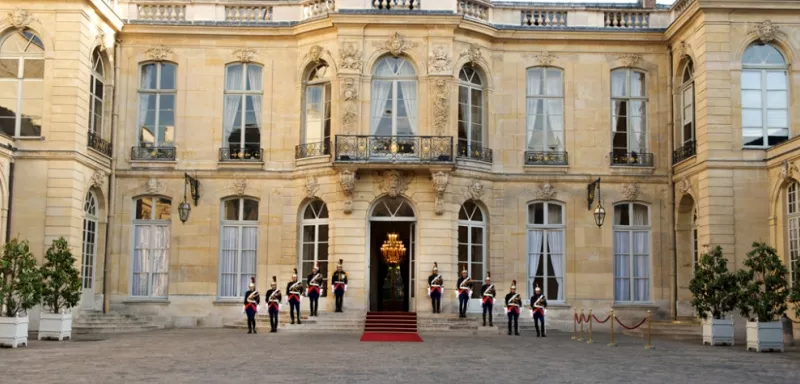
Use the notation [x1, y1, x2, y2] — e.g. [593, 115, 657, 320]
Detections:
[1, 329, 798, 384]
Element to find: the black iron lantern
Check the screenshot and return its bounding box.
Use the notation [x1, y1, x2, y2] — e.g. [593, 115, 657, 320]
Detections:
[593, 201, 606, 228]
[587, 177, 604, 227]
[178, 200, 191, 223]
[179, 173, 200, 223]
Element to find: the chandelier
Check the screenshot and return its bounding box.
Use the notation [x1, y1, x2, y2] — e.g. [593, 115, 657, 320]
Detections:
[380, 233, 407, 265]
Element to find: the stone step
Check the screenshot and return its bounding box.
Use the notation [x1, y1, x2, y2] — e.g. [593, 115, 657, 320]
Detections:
[73, 325, 160, 334]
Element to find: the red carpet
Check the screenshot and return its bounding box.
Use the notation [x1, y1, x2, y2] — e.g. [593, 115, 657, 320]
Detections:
[360, 332, 423, 342]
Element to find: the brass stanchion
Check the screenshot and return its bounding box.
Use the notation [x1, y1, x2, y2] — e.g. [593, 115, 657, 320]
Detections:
[645, 310, 654, 350]
[571, 308, 577, 340]
[578, 308, 584, 341]
[586, 308, 594, 344]
[607, 309, 617, 347]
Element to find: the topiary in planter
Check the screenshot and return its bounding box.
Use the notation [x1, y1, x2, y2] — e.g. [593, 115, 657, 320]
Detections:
[736, 242, 790, 322]
[689, 245, 739, 320]
[0, 238, 42, 317]
[40, 238, 81, 314]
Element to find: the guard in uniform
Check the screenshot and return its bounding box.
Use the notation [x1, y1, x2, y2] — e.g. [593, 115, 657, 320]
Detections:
[480, 272, 495, 327]
[266, 276, 282, 333]
[331, 259, 348, 313]
[306, 263, 323, 316]
[530, 284, 548, 337]
[427, 262, 443, 314]
[243, 277, 260, 334]
[287, 268, 304, 325]
[456, 265, 472, 318]
[505, 280, 521, 336]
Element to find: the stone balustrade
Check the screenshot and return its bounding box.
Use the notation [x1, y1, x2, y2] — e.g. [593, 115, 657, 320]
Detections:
[371, 0, 421, 11]
[604, 11, 650, 29]
[521, 9, 567, 27]
[303, 0, 335, 20]
[225, 5, 273, 22]
[458, 0, 489, 21]
[136, 3, 186, 21]
[671, 0, 697, 19]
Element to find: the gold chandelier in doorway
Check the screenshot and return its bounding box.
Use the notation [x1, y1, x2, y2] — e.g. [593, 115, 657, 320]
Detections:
[380, 233, 407, 265]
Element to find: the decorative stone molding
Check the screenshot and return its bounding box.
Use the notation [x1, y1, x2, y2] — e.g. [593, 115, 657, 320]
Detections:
[431, 79, 449, 135]
[535, 51, 557, 66]
[431, 171, 449, 215]
[339, 43, 362, 72]
[95, 33, 108, 52]
[751, 20, 784, 43]
[459, 44, 484, 66]
[467, 180, 485, 202]
[339, 170, 357, 214]
[341, 77, 359, 133]
[305, 176, 319, 198]
[232, 176, 247, 196]
[233, 48, 256, 63]
[90, 170, 106, 189]
[675, 41, 692, 60]
[617, 53, 642, 68]
[305, 45, 327, 64]
[620, 183, 641, 201]
[374, 32, 418, 57]
[379, 170, 411, 198]
[535, 184, 557, 201]
[779, 160, 797, 181]
[6, 8, 36, 30]
[146, 46, 173, 61]
[678, 177, 692, 195]
[146, 178, 163, 194]
[428, 46, 451, 74]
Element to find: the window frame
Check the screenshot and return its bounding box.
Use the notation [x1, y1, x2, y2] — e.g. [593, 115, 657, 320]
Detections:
[458, 65, 485, 150]
[223, 62, 263, 151]
[218, 197, 259, 299]
[787, 182, 800, 287]
[691, 207, 698, 268]
[526, 66, 565, 152]
[680, 62, 695, 147]
[611, 68, 649, 155]
[458, 200, 486, 299]
[612, 202, 652, 304]
[741, 43, 789, 148]
[130, 196, 172, 298]
[82, 191, 99, 290]
[526, 201, 566, 302]
[137, 61, 177, 147]
[89, 49, 105, 135]
[299, 199, 330, 297]
[0, 29, 45, 137]
[370, 56, 417, 136]
[302, 62, 331, 146]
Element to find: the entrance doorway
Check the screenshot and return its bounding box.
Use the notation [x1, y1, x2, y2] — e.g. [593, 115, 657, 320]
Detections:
[368, 197, 416, 312]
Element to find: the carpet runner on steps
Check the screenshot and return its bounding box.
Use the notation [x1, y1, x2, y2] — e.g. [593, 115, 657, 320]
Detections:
[361, 312, 422, 342]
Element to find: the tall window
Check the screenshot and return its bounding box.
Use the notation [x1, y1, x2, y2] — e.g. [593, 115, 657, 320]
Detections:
[0, 29, 44, 137]
[613, 202, 651, 302]
[527, 201, 565, 301]
[89, 49, 105, 135]
[611, 69, 647, 156]
[370, 56, 417, 136]
[741, 43, 788, 147]
[458, 200, 485, 298]
[219, 198, 259, 298]
[132, 197, 171, 297]
[224, 63, 262, 158]
[82, 192, 98, 291]
[787, 182, 800, 286]
[526, 67, 564, 152]
[138, 62, 176, 147]
[458, 66, 484, 151]
[303, 62, 331, 147]
[681, 60, 694, 147]
[692, 207, 698, 267]
[300, 200, 329, 296]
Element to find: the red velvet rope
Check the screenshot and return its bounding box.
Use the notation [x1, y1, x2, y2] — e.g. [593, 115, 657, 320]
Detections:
[574, 313, 582, 323]
[592, 314, 611, 324]
[614, 316, 648, 330]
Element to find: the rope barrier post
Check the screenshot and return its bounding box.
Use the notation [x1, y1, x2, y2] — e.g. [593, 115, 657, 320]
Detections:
[571, 308, 577, 340]
[578, 308, 584, 341]
[607, 309, 617, 347]
[586, 308, 594, 344]
[645, 310, 654, 350]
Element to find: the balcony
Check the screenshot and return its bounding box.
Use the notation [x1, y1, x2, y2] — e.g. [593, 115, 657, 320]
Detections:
[457, 142, 493, 163]
[131, 146, 176, 161]
[610, 152, 653, 167]
[219, 146, 263, 162]
[295, 139, 330, 159]
[672, 140, 696, 165]
[87, 130, 112, 158]
[334, 135, 453, 165]
[525, 151, 568, 166]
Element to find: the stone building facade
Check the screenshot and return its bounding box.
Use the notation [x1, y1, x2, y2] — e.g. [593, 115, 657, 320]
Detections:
[1, 0, 798, 330]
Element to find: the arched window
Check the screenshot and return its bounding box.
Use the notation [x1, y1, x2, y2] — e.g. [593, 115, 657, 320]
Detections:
[82, 192, 99, 296]
[526, 67, 564, 155]
[741, 43, 788, 147]
[458, 200, 485, 298]
[0, 29, 44, 137]
[89, 49, 105, 135]
[370, 56, 417, 136]
[302, 62, 331, 155]
[223, 63, 262, 160]
[680, 60, 695, 149]
[458, 66, 485, 159]
[219, 197, 259, 298]
[613, 202, 651, 302]
[138, 62, 176, 148]
[527, 201, 565, 301]
[611, 69, 648, 165]
[300, 200, 329, 296]
[132, 196, 172, 297]
[787, 182, 800, 286]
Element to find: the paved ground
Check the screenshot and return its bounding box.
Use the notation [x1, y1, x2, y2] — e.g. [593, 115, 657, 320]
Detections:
[1, 329, 798, 384]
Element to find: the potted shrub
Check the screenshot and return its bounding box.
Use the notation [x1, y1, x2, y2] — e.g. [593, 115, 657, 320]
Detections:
[39, 238, 81, 341]
[689, 245, 738, 346]
[736, 242, 790, 352]
[0, 238, 42, 348]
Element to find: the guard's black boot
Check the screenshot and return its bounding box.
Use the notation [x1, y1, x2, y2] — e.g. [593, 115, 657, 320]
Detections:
[253, 328, 257, 334]
[542, 325, 546, 337]
[298, 319, 302, 325]
[482, 313, 486, 327]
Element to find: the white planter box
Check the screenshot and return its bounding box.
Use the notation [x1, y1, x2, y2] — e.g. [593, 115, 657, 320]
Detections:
[0, 315, 29, 348]
[702, 318, 734, 346]
[746, 321, 784, 352]
[38, 312, 72, 341]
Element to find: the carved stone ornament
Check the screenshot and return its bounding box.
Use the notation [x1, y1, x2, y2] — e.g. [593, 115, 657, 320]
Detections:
[620, 183, 641, 201]
[751, 20, 784, 43]
[232, 176, 247, 196]
[618, 54, 642, 68]
[379, 170, 411, 198]
[428, 46, 451, 74]
[146, 178, 163, 194]
[374, 32, 418, 57]
[431, 79, 449, 135]
[535, 184, 557, 201]
[305, 45, 326, 64]
[91, 170, 106, 189]
[339, 43, 363, 72]
[779, 160, 798, 181]
[431, 171, 449, 215]
[6, 8, 35, 30]
[341, 77, 359, 133]
[467, 180, 485, 202]
[339, 170, 357, 214]
[95, 33, 108, 52]
[146, 46, 173, 61]
[459, 44, 484, 66]
[678, 177, 692, 195]
[305, 175, 320, 198]
[233, 48, 256, 63]
[535, 51, 557, 66]
[675, 41, 691, 60]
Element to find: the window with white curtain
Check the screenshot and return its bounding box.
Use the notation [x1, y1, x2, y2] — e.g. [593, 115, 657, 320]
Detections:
[681, 60, 694, 147]
[300, 200, 329, 297]
[0, 29, 44, 137]
[613, 202, 651, 303]
[224, 63, 262, 158]
[611, 69, 647, 156]
[303, 62, 331, 146]
[82, 191, 99, 290]
[787, 182, 800, 287]
[138, 62, 176, 146]
[370, 56, 417, 136]
[527, 201, 565, 301]
[458, 200, 486, 298]
[89, 49, 105, 135]
[526, 67, 564, 152]
[741, 43, 789, 147]
[458, 66, 484, 151]
[132, 197, 171, 297]
[219, 198, 259, 298]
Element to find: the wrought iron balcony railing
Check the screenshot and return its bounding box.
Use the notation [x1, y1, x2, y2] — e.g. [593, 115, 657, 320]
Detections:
[525, 151, 568, 166]
[610, 151, 654, 167]
[87, 130, 112, 157]
[219, 146, 263, 162]
[334, 135, 453, 163]
[457, 142, 493, 163]
[131, 145, 177, 161]
[672, 140, 696, 165]
[295, 139, 331, 159]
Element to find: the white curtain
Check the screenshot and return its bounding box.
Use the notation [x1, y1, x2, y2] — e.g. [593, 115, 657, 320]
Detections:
[220, 226, 239, 297]
[547, 230, 564, 300]
[526, 70, 542, 149]
[545, 70, 563, 151]
[224, 66, 244, 146]
[528, 229, 543, 280]
[132, 225, 149, 296]
[152, 226, 170, 297]
[631, 101, 646, 152]
[398, 80, 417, 135]
[305, 85, 323, 143]
[458, 85, 470, 142]
[247, 65, 263, 130]
[240, 226, 258, 296]
[614, 231, 631, 302]
[633, 204, 648, 225]
[138, 66, 155, 138]
[633, 231, 650, 302]
[370, 80, 392, 135]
